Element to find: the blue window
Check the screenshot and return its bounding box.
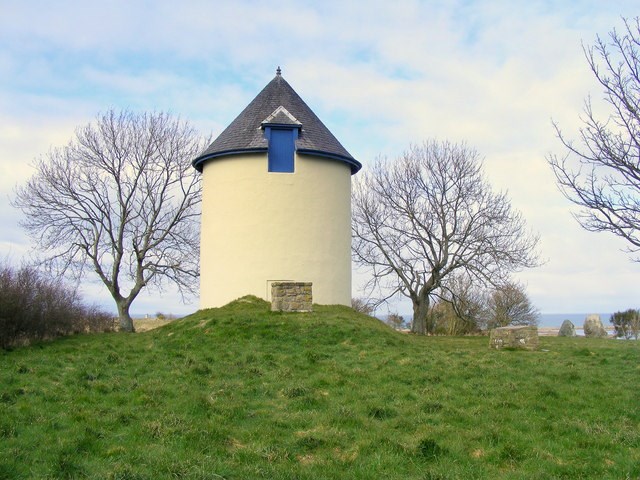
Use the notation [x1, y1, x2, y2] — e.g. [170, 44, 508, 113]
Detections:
[266, 127, 296, 173]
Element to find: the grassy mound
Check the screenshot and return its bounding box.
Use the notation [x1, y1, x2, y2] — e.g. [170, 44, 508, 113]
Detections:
[0, 296, 638, 479]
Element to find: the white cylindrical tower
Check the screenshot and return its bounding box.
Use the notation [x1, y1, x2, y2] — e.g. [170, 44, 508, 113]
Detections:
[193, 70, 361, 308]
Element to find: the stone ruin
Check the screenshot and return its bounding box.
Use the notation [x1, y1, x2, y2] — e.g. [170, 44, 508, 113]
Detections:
[558, 319, 577, 337]
[583, 314, 608, 338]
[271, 282, 313, 312]
[489, 325, 539, 350]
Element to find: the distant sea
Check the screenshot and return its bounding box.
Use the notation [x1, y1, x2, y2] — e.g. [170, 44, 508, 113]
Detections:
[538, 313, 612, 329]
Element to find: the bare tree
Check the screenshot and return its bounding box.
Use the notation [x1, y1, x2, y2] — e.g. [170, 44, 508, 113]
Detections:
[352, 141, 540, 335]
[435, 273, 488, 334]
[13, 110, 206, 332]
[548, 17, 640, 260]
[428, 301, 477, 336]
[485, 281, 539, 329]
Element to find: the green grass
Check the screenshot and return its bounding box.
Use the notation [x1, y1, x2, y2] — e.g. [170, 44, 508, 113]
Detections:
[0, 296, 638, 479]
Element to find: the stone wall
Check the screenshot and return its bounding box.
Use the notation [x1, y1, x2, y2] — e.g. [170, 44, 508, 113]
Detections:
[489, 325, 539, 350]
[271, 282, 313, 312]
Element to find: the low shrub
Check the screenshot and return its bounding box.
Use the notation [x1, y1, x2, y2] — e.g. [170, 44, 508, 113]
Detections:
[429, 301, 480, 335]
[0, 263, 113, 348]
[610, 309, 640, 339]
[351, 297, 374, 315]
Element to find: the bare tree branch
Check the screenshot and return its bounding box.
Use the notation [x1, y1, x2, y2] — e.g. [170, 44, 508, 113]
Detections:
[548, 17, 640, 260]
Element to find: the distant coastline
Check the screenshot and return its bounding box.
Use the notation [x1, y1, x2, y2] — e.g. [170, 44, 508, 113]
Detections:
[380, 312, 615, 333]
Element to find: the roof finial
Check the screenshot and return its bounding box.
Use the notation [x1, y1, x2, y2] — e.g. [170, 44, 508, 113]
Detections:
[276, 66, 282, 76]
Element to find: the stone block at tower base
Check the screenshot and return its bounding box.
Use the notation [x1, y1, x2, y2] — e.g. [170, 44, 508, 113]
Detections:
[271, 282, 313, 312]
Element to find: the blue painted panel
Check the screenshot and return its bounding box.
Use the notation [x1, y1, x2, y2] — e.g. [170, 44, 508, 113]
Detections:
[268, 128, 295, 173]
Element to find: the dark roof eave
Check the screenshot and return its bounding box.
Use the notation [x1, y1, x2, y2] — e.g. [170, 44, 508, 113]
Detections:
[296, 149, 362, 175]
[192, 148, 362, 175]
[191, 148, 268, 172]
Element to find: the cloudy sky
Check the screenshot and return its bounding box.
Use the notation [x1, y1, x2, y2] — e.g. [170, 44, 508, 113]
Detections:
[1, 1, 638, 317]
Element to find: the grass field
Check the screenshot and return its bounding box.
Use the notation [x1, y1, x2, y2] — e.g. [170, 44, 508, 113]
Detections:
[0, 296, 638, 479]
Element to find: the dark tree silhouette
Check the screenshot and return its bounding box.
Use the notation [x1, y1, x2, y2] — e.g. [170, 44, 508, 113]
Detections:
[610, 309, 640, 339]
[14, 110, 205, 332]
[485, 281, 540, 329]
[352, 141, 540, 335]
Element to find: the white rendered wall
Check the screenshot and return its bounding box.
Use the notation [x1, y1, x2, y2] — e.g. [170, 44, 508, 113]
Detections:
[199, 153, 352, 308]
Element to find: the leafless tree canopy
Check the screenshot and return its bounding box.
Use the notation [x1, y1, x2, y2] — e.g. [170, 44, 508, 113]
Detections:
[352, 141, 540, 334]
[485, 281, 540, 329]
[13, 110, 206, 332]
[436, 272, 488, 333]
[548, 17, 640, 260]
[426, 277, 539, 334]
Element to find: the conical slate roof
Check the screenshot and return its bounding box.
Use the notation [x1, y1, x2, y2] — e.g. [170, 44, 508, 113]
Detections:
[192, 70, 361, 174]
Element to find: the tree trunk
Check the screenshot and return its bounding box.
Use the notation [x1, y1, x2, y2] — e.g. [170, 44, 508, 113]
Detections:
[411, 298, 430, 335]
[116, 300, 135, 333]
